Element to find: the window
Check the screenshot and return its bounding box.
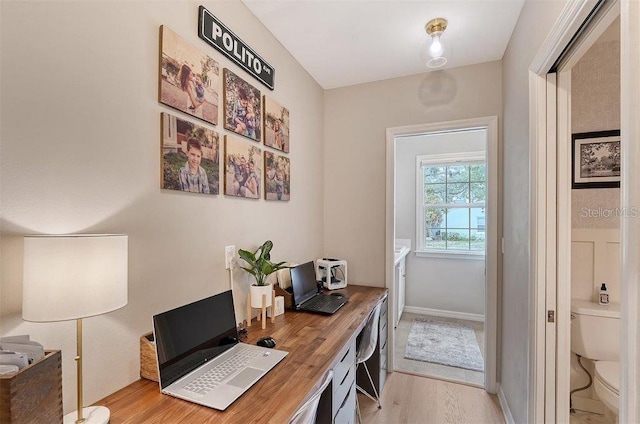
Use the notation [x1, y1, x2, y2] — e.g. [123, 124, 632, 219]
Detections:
[416, 152, 486, 255]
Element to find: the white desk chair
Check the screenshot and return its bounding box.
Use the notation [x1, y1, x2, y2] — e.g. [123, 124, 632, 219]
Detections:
[355, 302, 382, 423]
[288, 369, 333, 424]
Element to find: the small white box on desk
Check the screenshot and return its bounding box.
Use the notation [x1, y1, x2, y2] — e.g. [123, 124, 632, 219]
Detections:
[316, 259, 347, 290]
[267, 296, 285, 318]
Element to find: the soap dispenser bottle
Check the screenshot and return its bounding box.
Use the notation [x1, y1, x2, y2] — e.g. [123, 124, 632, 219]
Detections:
[598, 283, 610, 305]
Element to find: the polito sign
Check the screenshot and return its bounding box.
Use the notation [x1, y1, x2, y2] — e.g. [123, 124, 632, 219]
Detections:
[198, 6, 275, 90]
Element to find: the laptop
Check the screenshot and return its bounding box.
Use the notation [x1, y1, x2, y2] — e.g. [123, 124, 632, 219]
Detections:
[152, 290, 288, 410]
[290, 261, 348, 314]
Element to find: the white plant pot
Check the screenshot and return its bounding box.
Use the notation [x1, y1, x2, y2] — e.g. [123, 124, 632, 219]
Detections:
[250, 284, 273, 308]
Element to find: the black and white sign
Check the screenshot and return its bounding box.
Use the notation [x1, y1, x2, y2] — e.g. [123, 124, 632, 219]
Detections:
[198, 6, 275, 90]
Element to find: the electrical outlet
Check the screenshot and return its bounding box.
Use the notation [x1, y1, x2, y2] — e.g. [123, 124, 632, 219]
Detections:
[225, 245, 236, 270]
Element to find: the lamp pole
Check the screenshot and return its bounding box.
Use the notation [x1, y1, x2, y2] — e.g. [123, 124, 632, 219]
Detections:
[75, 318, 85, 424]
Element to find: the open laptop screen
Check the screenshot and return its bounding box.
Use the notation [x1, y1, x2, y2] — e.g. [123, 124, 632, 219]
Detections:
[290, 261, 319, 307]
[153, 291, 238, 388]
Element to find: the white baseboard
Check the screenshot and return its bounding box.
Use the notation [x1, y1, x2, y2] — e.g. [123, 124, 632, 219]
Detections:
[403, 306, 484, 322]
[498, 384, 515, 424]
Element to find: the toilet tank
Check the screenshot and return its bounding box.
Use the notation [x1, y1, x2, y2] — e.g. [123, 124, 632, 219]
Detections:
[571, 300, 620, 361]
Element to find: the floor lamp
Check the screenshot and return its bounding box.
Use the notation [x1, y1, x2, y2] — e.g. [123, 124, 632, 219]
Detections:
[22, 234, 128, 424]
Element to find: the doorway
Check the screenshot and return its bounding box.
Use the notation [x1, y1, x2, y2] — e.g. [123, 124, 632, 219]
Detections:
[529, 0, 640, 422]
[385, 116, 499, 394]
[564, 17, 621, 424]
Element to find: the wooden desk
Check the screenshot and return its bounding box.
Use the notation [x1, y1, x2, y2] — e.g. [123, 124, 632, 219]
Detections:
[96, 285, 387, 423]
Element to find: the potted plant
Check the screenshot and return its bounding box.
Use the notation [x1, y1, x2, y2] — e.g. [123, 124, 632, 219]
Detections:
[238, 240, 288, 308]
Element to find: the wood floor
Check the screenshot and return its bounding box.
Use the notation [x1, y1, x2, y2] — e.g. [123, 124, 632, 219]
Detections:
[358, 372, 505, 424]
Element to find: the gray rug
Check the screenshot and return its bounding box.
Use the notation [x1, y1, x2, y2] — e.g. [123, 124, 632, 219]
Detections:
[404, 318, 484, 372]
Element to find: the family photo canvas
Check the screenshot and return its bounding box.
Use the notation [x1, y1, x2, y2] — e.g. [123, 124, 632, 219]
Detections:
[223, 69, 262, 143]
[159, 26, 219, 126]
[263, 96, 290, 153]
[224, 135, 263, 199]
[161, 112, 220, 195]
[264, 151, 290, 201]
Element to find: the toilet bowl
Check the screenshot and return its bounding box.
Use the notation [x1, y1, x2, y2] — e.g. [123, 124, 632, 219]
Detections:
[571, 300, 620, 417]
[594, 360, 619, 415]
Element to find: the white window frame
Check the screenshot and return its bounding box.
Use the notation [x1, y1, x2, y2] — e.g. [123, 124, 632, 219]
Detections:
[415, 151, 486, 259]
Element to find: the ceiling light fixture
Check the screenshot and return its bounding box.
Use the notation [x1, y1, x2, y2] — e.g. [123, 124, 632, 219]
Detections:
[425, 18, 448, 69]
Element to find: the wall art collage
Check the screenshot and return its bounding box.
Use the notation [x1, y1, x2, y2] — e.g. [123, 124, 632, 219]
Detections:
[159, 23, 290, 201]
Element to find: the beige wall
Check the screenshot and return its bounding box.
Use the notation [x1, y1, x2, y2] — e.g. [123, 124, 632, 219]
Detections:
[0, 0, 324, 413]
[501, 1, 568, 422]
[323, 61, 502, 287]
[571, 22, 621, 229]
[570, 20, 621, 299]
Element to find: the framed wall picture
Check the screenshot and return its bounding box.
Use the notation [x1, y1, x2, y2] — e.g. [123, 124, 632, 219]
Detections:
[263, 96, 290, 153]
[223, 69, 262, 143]
[224, 135, 263, 199]
[572, 130, 621, 189]
[161, 112, 220, 195]
[159, 26, 219, 126]
[264, 151, 290, 201]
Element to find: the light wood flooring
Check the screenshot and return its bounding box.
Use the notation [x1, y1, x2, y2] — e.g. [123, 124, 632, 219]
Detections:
[358, 372, 505, 424]
[395, 312, 485, 386]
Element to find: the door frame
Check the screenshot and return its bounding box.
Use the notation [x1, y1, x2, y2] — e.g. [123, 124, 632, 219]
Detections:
[529, 0, 639, 422]
[385, 116, 499, 394]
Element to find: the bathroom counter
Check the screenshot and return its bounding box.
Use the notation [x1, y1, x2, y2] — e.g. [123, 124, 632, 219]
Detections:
[394, 246, 410, 265]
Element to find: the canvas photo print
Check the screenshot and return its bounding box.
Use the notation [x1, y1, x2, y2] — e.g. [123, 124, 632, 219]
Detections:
[223, 69, 262, 143]
[263, 96, 290, 153]
[161, 112, 219, 195]
[264, 151, 290, 201]
[224, 135, 263, 199]
[160, 26, 219, 126]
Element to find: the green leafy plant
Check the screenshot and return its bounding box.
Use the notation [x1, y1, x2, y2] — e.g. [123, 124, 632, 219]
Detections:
[238, 240, 288, 286]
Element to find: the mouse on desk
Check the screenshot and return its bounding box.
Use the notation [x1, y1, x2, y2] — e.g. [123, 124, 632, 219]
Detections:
[257, 336, 276, 348]
[329, 292, 346, 298]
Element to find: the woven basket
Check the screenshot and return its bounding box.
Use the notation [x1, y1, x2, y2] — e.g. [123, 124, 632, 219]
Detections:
[140, 332, 158, 382]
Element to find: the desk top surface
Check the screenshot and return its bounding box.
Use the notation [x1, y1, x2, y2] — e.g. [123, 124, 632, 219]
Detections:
[96, 285, 387, 424]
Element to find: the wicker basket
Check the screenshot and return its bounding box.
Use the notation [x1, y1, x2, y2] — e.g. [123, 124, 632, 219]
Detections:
[140, 332, 158, 382]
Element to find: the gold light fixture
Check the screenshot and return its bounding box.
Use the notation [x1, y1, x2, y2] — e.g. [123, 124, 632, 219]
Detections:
[425, 18, 448, 68]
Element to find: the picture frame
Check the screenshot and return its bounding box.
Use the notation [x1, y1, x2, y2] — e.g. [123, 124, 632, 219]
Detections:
[223, 69, 262, 143]
[264, 151, 290, 201]
[224, 135, 263, 199]
[161, 112, 220, 195]
[572, 130, 621, 189]
[159, 26, 219, 126]
[263, 96, 290, 153]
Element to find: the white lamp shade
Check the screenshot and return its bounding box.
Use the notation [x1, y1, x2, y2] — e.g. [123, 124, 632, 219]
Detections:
[22, 234, 128, 322]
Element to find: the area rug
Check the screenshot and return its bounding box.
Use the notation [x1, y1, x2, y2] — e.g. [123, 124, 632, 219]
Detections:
[404, 318, 484, 372]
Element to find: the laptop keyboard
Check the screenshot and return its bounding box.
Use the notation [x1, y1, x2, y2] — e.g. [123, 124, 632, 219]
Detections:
[184, 347, 260, 395]
[303, 294, 336, 311]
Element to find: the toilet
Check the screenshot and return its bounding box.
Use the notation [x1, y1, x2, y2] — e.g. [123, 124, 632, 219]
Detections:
[571, 300, 620, 417]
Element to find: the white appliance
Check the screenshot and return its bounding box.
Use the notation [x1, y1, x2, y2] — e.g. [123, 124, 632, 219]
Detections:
[315, 259, 347, 290]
